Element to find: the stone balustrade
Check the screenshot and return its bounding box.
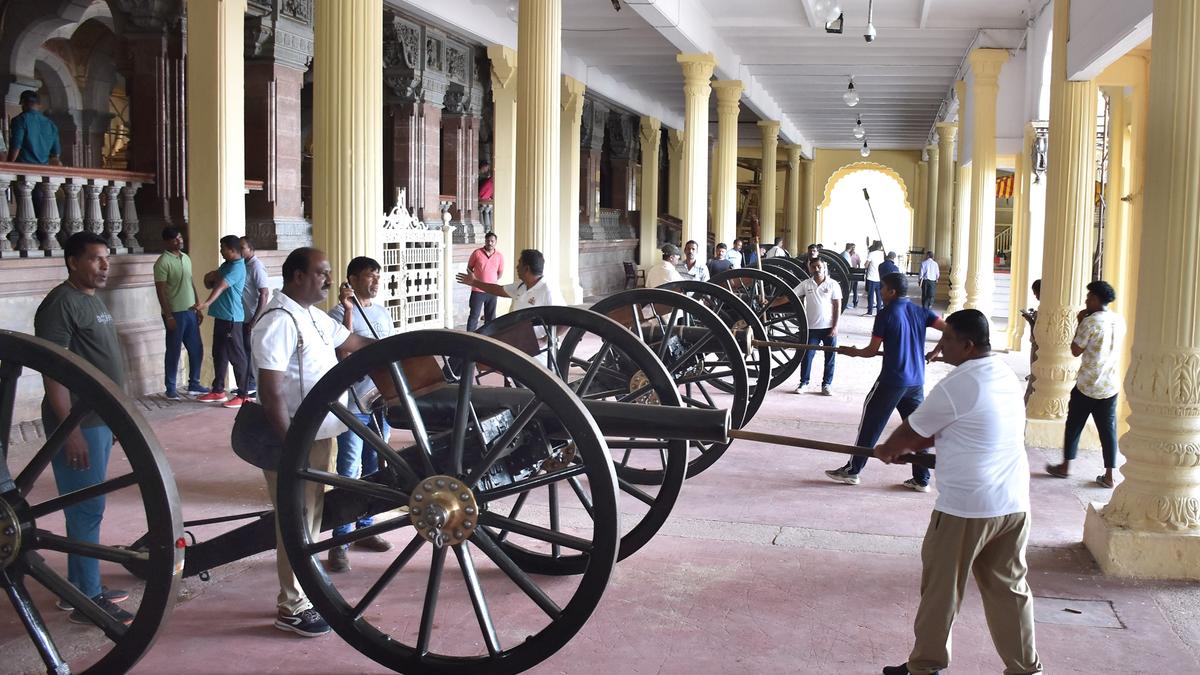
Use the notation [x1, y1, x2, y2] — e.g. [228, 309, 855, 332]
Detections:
[0, 163, 155, 258]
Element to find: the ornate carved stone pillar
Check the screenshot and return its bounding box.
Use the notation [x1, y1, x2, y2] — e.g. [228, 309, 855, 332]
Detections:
[80, 110, 113, 169]
[441, 38, 485, 242]
[513, 0, 561, 266]
[37, 178, 65, 256]
[934, 122, 958, 301]
[606, 111, 640, 221]
[578, 98, 608, 240]
[757, 121, 780, 246]
[676, 53, 716, 250]
[638, 116, 661, 267]
[711, 80, 743, 247]
[965, 48, 1010, 317]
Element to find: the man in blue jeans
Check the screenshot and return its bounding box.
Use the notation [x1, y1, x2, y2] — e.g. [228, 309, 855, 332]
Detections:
[35, 232, 134, 625]
[826, 272, 946, 490]
[795, 258, 842, 395]
[326, 256, 395, 571]
[153, 227, 208, 399]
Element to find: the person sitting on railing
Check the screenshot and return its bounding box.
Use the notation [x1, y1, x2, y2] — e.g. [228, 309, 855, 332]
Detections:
[8, 91, 62, 166]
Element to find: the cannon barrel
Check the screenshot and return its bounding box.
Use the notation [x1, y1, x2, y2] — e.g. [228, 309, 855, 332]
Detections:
[641, 323, 753, 355]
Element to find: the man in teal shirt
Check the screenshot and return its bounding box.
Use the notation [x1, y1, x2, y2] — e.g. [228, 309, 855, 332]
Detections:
[8, 91, 62, 165]
[194, 235, 248, 408]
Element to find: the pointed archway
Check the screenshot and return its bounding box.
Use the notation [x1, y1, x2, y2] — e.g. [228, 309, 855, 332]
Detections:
[817, 162, 914, 263]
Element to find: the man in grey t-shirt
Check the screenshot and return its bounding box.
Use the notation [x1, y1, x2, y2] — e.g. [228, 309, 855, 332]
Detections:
[240, 237, 271, 396]
[325, 256, 395, 572]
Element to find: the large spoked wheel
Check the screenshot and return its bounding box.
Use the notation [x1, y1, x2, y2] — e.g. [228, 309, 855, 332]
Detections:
[480, 306, 686, 570]
[759, 258, 807, 291]
[0, 331, 182, 675]
[590, 289, 748, 481]
[659, 280, 772, 424]
[277, 330, 619, 675]
[819, 250, 854, 308]
[711, 268, 810, 389]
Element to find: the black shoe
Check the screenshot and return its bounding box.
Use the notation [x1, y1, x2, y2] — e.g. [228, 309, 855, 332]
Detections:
[57, 586, 129, 611]
[328, 546, 350, 572]
[68, 596, 134, 626]
[882, 664, 940, 675]
[353, 534, 393, 552]
[274, 608, 331, 637]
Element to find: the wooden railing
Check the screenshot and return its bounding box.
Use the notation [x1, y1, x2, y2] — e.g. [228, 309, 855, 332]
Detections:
[0, 163, 155, 258]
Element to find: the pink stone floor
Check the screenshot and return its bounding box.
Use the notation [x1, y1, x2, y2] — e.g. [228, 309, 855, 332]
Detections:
[4, 287, 1200, 674]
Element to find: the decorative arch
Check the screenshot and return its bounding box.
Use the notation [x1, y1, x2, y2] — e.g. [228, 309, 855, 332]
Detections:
[6, 0, 95, 83]
[34, 48, 83, 111]
[819, 161, 913, 212]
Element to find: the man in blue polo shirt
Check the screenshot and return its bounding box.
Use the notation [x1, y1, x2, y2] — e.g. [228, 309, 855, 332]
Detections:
[826, 272, 946, 490]
[8, 91, 62, 165]
[193, 235, 249, 408]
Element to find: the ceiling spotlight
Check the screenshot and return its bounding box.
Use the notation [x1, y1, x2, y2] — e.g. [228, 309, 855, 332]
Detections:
[825, 13, 844, 34]
[843, 78, 860, 107]
[860, 140, 871, 158]
[864, 0, 877, 42]
[506, 1, 518, 22]
[813, 0, 843, 24]
[853, 116, 865, 139]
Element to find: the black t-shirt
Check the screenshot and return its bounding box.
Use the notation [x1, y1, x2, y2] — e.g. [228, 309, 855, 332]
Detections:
[35, 283, 126, 427]
[707, 258, 734, 277]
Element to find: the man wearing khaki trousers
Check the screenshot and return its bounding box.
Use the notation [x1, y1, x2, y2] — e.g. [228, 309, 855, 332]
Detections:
[875, 309, 1042, 675]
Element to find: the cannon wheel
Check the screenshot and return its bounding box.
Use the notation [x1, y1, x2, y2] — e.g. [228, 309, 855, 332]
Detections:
[589, 289, 749, 481]
[479, 306, 686, 570]
[277, 330, 619, 675]
[819, 250, 854, 308]
[0, 330, 183, 675]
[658, 280, 772, 424]
[760, 257, 811, 289]
[710, 268, 810, 389]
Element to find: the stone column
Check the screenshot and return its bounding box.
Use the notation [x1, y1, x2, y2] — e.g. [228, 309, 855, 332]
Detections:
[1006, 124, 1035, 351]
[711, 80, 743, 247]
[934, 122, 957, 301]
[514, 0, 561, 277]
[757, 120, 780, 246]
[964, 49, 1010, 317]
[916, 160, 928, 249]
[578, 99, 608, 240]
[1083, 0, 1200, 580]
[312, 0, 383, 278]
[1100, 87, 1135, 434]
[486, 45, 517, 296]
[639, 116, 662, 267]
[783, 145, 801, 253]
[676, 53, 717, 250]
[667, 129, 684, 217]
[560, 76, 586, 303]
[1026, 0, 1099, 445]
[441, 37, 485, 243]
[925, 144, 939, 253]
[185, 0, 245, 287]
[606, 112, 640, 218]
[800, 158, 816, 246]
[948, 164, 972, 313]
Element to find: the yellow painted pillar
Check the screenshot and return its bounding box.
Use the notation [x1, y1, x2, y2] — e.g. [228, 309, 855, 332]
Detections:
[947, 164, 971, 313]
[559, 76, 586, 304]
[783, 145, 801, 252]
[916, 160, 928, 250]
[800, 158, 816, 246]
[312, 0, 382, 281]
[486, 46, 517, 308]
[757, 120, 780, 246]
[1084, 0, 1200, 580]
[1026, 0, 1099, 446]
[1100, 86, 1134, 434]
[925, 144, 939, 253]
[639, 116, 662, 268]
[677, 53, 717, 250]
[934, 122, 957, 301]
[514, 0, 561, 273]
[1006, 124, 1034, 351]
[667, 129, 684, 217]
[712, 80, 743, 246]
[965, 49, 1010, 317]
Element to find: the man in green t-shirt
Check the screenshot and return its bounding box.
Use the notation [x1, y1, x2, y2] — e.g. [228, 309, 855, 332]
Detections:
[153, 227, 208, 400]
[34, 231, 134, 626]
[193, 234, 248, 408]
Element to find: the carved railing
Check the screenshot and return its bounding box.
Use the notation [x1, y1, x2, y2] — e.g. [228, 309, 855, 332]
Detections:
[479, 199, 493, 232]
[0, 163, 155, 258]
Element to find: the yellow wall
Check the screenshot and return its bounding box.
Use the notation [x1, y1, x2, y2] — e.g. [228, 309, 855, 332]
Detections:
[812, 149, 922, 211]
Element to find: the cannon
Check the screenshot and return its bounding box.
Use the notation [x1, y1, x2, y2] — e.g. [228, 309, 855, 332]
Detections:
[708, 267, 810, 389]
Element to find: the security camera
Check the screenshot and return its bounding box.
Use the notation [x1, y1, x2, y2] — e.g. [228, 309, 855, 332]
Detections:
[864, 22, 877, 42]
[610, 0, 621, 10]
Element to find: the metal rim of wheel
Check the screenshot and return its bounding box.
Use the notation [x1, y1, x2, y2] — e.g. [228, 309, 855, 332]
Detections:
[818, 249, 854, 306]
[710, 268, 810, 389]
[760, 257, 810, 289]
[479, 305, 687, 572]
[589, 288, 749, 481]
[0, 330, 183, 675]
[658, 280, 772, 423]
[277, 330, 619, 675]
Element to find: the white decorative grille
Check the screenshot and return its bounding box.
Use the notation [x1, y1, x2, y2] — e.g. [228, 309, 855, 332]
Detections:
[379, 189, 454, 331]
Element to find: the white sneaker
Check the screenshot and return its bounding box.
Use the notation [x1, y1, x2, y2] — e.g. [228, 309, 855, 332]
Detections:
[824, 467, 861, 485]
[794, 383, 808, 394]
[902, 478, 931, 493]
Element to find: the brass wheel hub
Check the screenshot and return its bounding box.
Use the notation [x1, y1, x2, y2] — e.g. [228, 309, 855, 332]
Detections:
[409, 476, 478, 548]
[0, 499, 21, 570]
[627, 370, 660, 405]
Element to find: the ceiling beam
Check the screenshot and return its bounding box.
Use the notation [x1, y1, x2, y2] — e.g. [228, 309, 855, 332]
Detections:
[918, 0, 935, 29]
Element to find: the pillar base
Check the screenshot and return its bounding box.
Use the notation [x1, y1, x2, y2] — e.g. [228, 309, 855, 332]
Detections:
[1083, 503, 1200, 580]
[1024, 416, 1100, 450]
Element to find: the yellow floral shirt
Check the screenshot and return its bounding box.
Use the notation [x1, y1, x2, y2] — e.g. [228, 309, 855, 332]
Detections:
[1072, 310, 1125, 399]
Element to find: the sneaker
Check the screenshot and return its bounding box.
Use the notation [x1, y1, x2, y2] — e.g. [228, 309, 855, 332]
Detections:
[164, 390, 181, 401]
[222, 396, 246, 410]
[68, 595, 134, 626]
[57, 586, 129, 611]
[274, 608, 331, 637]
[186, 385, 211, 396]
[824, 467, 861, 485]
[902, 478, 931, 493]
[196, 392, 227, 403]
[327, 546, 350, 572]
[246, 388, 258, 397]
[793, 382, 808, 394]
[882, 664, 941, 675]
[353, 534, 393, 552]
[820, 385, 833, 396]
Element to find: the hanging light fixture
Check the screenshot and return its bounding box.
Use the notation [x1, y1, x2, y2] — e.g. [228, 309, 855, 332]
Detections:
[860, 140, 871, 158]
[864, 0, 877, 42]
[506, 1, 518, 22]
[813, 0, 843, 24]
[853, 116, 865, 139]
[843, 78, 860, 107]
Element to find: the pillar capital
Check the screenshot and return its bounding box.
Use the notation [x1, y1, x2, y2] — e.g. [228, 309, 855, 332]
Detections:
[757, 120, 781, 136]
[935, 121, 958, 141]
[925, 143, 938, 158]
[561, 74, 586, 116]
[712, 79, 744, 109]
[968, 48, 1011, 81]
[639, 116, 661, 146]
[487, 44, 517, 98]
[676, 52, 717, 86]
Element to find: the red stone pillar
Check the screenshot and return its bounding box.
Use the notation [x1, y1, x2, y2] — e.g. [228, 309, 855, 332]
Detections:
[579, 98, 607, 240]
[244, 60, 309, 249]
[441, 110, 483, 242]
[606, 110, 639, 217]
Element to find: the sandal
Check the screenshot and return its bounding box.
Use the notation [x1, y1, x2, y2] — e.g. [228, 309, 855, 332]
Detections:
[1095, 475, 1115, 489]
[1045, 463, 1069, 479]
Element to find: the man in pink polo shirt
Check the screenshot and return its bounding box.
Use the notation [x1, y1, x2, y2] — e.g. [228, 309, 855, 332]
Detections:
[466, 231, 504, 330]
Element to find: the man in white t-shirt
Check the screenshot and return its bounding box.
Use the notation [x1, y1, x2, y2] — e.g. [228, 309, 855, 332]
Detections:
[252, 247, 374, 638]
[645, 243, 686, 288]
[875, 309, 1042, 675]
[1046, 280, 1125, 488]
[864, 242, 886, 315]
[678, 239, 710, 282]
[764, 236, 788, 258]
[726, 238, 744, 269]
[795, 258, 842, 395]
[457, 248, 564, 310]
